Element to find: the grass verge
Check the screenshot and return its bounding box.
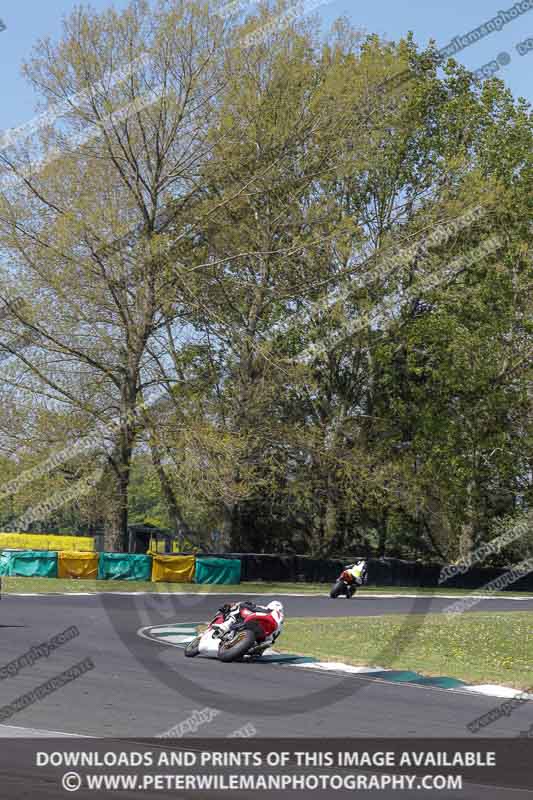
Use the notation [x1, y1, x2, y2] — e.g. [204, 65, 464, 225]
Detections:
[1, 576, 533, 596]
[279, 612, 533, 689]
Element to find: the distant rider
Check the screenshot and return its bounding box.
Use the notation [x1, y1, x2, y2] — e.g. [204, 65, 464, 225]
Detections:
[342, 559, 368, 596]
[214, 600, 284, 648]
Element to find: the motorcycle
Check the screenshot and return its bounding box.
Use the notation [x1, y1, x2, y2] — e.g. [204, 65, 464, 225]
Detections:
[184, 604, 280, 662]
[330, 563, 367, 598]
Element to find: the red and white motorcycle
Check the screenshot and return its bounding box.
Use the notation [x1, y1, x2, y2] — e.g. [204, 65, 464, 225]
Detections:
[184, 601, 284, 662]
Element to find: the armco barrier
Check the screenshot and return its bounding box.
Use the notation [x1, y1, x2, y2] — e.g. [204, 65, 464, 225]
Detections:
[58, 551, 99, 579]
[0, 533, 94, 551]
[0, 550, 58, 577]
[195, 557, 241, 585]
[151, 554, 195, 583]
[97, 553, 152, 581]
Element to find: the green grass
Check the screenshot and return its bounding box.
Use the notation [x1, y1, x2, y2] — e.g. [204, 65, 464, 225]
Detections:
[279, 612, 533, 689]
[1, 576, 533, 595]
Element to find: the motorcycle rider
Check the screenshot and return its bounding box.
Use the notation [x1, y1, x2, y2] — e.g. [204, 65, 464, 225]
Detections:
[342, 559, 368, 597]
[214, 600, 284, 649]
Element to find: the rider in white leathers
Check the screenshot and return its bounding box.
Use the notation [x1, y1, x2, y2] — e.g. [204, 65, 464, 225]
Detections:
[215, 600, 284, 647]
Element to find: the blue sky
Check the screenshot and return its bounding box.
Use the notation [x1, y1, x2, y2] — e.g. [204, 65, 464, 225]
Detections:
[1, 0, 532, 133]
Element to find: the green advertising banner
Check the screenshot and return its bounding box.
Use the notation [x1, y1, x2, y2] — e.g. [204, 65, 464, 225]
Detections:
[195, 557, 241, 585]
[97, 553, 152, 581]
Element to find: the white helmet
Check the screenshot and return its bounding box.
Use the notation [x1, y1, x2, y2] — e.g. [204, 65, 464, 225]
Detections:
[267, 600, 284, 616]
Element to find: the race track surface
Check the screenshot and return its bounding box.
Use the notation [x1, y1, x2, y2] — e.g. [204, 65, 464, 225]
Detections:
[0, 592, 531, 740]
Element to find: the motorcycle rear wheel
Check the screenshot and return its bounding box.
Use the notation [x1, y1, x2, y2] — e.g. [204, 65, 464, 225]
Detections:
[184, 636, 201, 657]
[218, 629, 256, 662]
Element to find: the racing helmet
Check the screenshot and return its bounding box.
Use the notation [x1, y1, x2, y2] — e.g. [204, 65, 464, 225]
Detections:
[266, 600, 284, 616]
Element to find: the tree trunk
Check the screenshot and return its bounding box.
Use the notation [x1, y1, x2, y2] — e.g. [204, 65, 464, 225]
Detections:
[421, 518, 448, 562]
[310, 492, 327, 557]
[223, 502, 242, 552]
[149, 439, 190, 550]
[103, 466, 129, 552]
[459, 479, 475, 559]
[323, 486, 338, 556]
[103, 402, 135, 552]
[377, 516, 388, 558]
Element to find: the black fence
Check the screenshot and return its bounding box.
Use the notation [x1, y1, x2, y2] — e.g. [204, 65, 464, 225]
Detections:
[196, 553, 533, 591]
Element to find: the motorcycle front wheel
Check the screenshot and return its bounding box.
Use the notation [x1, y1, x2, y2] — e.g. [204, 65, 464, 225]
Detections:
[330, 580, 345, 598]
[184, 636, 201, 657]
[218, 629, 256, 662]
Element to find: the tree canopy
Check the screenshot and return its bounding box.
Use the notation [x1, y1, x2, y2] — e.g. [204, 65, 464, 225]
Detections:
[0, 0, 531, 561]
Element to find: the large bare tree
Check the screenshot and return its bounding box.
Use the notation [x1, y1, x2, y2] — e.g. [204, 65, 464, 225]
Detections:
[0, 0, 234, 548]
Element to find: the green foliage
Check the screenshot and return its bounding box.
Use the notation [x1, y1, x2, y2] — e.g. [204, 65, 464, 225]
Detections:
[0, 2, 530, 559]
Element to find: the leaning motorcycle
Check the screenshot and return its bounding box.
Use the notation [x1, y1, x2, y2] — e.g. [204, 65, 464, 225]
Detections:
[184, 605, 279, 662]
[330, 569, 362, 598]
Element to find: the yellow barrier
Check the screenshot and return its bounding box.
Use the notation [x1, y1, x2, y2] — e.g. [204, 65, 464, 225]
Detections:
[151, 554, 195, 583]
[0, 533, 94, 552]
[58, 551, 99, 579]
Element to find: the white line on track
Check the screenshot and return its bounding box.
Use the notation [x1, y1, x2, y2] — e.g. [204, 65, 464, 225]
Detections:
[0, 723, 91, 737]
[462, 684, 533, 699]
[280, 661, 533, 700]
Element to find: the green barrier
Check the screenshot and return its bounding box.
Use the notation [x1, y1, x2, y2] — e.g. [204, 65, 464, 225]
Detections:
[0, 551, 11, 576]
[0, 550, 58, 577]
[97, 552, 152, 581]
[195, 557, 241, 585]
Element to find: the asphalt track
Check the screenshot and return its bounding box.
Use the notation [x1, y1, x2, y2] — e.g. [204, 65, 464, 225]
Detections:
[0, 592, 531, 798]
